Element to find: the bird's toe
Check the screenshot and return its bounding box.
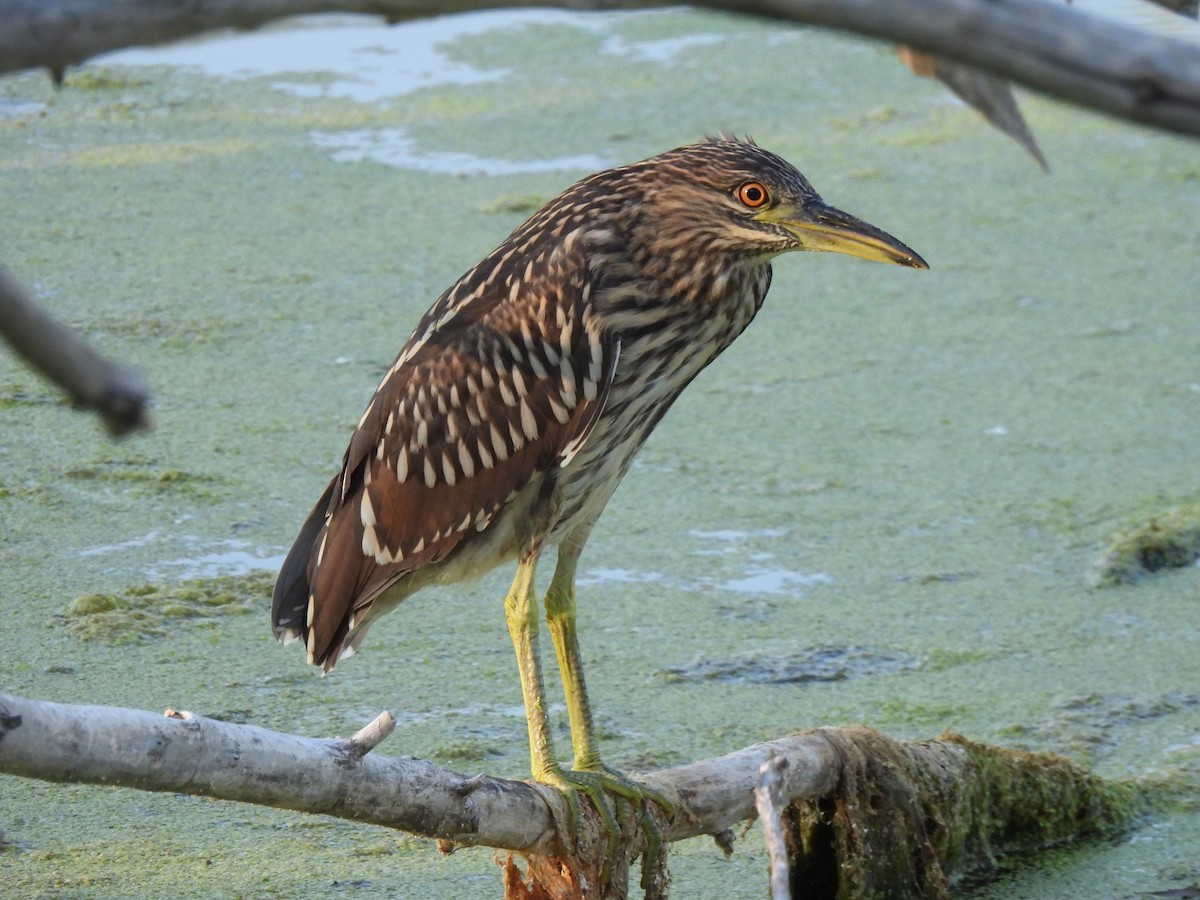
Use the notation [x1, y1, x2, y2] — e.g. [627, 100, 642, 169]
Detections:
[535, 763, 673, 888]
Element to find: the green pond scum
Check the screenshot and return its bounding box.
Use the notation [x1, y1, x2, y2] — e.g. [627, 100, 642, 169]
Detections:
[787, 728, 1141, 898]
[1, 8, 1199, 898]
[1090, 503, 1200, 587]
[61, 573, 272, 643]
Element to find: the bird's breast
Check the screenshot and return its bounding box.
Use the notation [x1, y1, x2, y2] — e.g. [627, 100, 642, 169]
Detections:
[550, 266, 769, 539]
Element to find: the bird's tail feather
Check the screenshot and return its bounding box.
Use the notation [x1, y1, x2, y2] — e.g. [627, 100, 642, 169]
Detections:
[271, 479, 336, 644]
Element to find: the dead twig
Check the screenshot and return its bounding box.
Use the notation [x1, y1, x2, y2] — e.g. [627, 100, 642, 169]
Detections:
[0, 692, 1141, 898]
[755, 753, 793, 900]
[0, 264, 150, 436]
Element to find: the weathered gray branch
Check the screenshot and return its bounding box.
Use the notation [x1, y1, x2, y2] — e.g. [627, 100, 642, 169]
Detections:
[755, 754, 793, 900]
[0, 692, 839, 856]
[1, 0, 1200, 139]
[0, 691, 1139, 898]
[2, 693, 562, 853]
[1144, 0, 1198, 17]
[0, 265, 150, 436]
[899, 47, 1050, 170]
[752, 0, 1200, 138]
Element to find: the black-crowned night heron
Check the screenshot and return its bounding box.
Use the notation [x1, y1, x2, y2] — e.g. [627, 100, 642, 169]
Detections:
[272, 137, 926, 836]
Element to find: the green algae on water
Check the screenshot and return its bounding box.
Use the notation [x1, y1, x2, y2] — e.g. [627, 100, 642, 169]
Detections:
[61, 572, 274, 643]
[3, 8, 1200, 898]
[64, 67, 151, 92]
[480, 193, 547, 215]
[659, 645, 918, 684]
[1089, 503, 1200, 586]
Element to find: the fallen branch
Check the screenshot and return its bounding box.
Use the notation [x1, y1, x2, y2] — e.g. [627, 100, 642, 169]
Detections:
[785, 728, 1138, 899]
[2, 1, 1200, 140]
[770, 0, 1200, 139]
[756, 754, 793, 900]
[345, 708, 397, 758]
[0, 692, 1139, 898]
[1144, 0, 1198, 16]
[0, 264, 150, 436]
[899, 48, 1049, 171]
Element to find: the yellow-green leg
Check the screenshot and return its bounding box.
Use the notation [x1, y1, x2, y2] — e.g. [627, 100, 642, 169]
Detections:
[543, 542, 673, 877]
[505, 544, 671, 880]
[505, 548, 621, 840]
[504, 551, 562, 787]
[543, 547, 602, 771]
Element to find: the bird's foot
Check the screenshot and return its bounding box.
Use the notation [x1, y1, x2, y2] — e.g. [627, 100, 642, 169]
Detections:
[535, 763, 673, 890]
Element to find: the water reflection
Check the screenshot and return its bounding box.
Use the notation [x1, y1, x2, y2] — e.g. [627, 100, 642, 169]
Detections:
[578, 527, 832, 598]
[113, 537, 285, 579]
[96, 12, 583, 102]
[148, 546, 285, 580]
[94, 9, 747, 104]
[1077, 0, 1200, 41]
[578, 563, 831, 597]
[310, 127, 610, 174]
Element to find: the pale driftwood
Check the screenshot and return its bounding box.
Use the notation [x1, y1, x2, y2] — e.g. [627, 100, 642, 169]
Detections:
[0, 265, 150, 436]
[899, 47, 1049, 171]
[1, 693, 560, 853]
[1144, 0, 1198, 16]
[345, 708, 397, 757]
[755, 754, 793, 900]
[0, 691, 1137, 898]
[767, 0, 1200, 138]
[0, 692, 839, 856]
[2, 0, 1200, 141]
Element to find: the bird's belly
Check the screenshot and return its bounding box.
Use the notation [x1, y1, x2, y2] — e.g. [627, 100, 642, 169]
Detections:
[551, 442, 638, 541]
[549, 285, 763, 544]
[550, 350, 718, 542]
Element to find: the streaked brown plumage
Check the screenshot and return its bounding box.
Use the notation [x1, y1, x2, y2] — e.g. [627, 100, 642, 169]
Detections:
[272, 137, 926, 820]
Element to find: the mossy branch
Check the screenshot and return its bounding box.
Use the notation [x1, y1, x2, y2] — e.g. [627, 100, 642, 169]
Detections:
[0, 692, 1139, 899]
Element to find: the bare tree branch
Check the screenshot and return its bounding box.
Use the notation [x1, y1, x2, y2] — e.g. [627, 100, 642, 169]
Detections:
[345, 708, 397, 757]
[1, 693, 561, 854]
[899, 48, 1050, 171]
[1140, 0, 1197, 18]
[755, 754, 793, 900]
[0, 265, 150, 436]
[0, 692, 1139, 897]
[0, 691, 844, 853]
[758, 0, 1200, 139]
[1, 0, 1200, 138]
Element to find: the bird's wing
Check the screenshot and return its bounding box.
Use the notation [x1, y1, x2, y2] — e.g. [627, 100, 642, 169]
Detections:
[273, 237, 616, 668]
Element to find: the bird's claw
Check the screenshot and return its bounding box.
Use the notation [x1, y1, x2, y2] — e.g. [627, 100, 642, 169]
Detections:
[536, 764, 674, 887]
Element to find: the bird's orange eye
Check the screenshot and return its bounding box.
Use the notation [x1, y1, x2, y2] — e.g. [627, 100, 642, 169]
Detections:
[737, 182, 769, 208]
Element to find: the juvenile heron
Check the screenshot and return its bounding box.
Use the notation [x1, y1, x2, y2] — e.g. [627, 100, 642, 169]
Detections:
[272, 137, 926, 825]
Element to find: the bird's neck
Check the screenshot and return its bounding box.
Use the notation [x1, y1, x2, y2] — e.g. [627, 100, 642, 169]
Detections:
[589, 237, 772, 348]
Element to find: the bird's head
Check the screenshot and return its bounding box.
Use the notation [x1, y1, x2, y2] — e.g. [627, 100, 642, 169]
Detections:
[623, 138, 928, 273]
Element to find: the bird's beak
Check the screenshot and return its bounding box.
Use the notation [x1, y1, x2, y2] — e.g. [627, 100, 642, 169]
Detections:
[770, 201, 929, 269]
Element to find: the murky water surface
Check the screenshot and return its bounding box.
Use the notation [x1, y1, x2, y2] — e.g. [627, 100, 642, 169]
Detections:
[2, 7, 1199, 898]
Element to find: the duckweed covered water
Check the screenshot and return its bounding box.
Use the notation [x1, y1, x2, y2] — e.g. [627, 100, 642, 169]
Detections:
[2, 10, 1199, 898]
